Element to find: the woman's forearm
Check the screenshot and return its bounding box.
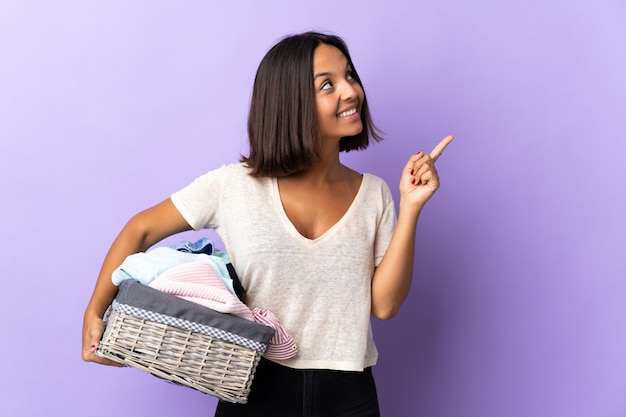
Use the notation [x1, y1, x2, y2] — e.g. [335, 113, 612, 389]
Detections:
[371, 200, 421, 320]
[82, 198, 192, 364]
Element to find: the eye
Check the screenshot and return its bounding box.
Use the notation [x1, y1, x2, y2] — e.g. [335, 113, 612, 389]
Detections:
[347, 71, 356, 82]
[320, 80, 333, 91]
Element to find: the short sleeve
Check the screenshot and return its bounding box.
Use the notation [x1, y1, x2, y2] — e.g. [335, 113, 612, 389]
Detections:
[373, 180, 397, 267]
[170, 165, 226, 230]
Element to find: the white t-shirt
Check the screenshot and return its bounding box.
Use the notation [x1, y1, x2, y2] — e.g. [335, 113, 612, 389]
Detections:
[171, 163, 396, 371]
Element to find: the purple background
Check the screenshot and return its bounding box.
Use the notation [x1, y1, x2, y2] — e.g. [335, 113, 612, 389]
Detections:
[1, 1, 625, 416]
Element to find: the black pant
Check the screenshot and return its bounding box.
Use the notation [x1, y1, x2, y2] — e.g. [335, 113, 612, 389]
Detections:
[215, 359, 381, 417]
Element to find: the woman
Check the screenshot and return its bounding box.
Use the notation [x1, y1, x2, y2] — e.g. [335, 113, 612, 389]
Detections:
[82, 31, 453, 417]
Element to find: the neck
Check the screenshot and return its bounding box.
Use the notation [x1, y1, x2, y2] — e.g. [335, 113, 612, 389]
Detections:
[288, 140, 344, 183]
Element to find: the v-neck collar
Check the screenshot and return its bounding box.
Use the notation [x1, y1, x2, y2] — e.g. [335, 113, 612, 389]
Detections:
[271, 174, 368, 244]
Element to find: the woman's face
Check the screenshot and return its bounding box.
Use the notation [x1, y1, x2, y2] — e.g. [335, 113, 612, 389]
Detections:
[312, 43, 365, 145]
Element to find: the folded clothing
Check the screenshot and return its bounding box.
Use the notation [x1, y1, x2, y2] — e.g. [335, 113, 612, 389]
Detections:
[170, 237, 214, 255]
[170, 238, 245, 299]
[149, 262, 254, 321]
[112, 246, 242, 299]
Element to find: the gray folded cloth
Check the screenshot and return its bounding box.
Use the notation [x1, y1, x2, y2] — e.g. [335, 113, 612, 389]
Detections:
[114, 279, 275, 346]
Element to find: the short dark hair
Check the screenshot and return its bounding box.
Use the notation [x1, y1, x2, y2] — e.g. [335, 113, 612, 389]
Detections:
[242, 31, 383, 177]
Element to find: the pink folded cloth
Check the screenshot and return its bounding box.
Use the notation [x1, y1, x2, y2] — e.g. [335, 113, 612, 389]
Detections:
[252, 308, 298, 360]
[148, 261, 297, 360]
[149, 262, 254, 321]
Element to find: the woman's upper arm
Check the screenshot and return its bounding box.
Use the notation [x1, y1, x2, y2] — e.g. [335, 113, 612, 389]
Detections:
[128, 197, 194, 248]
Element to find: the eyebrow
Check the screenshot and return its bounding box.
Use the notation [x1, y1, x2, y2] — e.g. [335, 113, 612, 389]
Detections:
[313, 63, 352, 80]
[313, 71, 332, 80]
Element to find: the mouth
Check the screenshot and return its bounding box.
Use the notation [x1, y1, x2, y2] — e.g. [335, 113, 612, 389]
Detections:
[337, 107, 358, 119]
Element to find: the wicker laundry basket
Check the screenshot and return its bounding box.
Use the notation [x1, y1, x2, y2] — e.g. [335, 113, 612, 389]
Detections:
[96, 279, 275, 404]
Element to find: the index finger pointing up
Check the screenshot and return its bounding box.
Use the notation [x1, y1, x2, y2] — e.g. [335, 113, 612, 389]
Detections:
[430, 135, 454, 162]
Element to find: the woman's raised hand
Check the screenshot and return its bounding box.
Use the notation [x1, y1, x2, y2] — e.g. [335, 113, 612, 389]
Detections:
[400, 135, 454, 210]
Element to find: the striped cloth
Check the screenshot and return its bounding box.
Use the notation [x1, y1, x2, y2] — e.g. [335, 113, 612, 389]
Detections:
[149, 262, 254, 321]
[252, 308, 298, 360]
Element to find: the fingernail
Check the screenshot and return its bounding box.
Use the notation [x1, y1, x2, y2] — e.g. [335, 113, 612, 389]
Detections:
[410, 169, 414, 175]
[412, 178, 417, 185]
[90, 345, 96, 351]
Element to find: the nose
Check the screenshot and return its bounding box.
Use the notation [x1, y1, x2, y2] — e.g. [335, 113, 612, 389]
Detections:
[339, 80, 359, 101]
